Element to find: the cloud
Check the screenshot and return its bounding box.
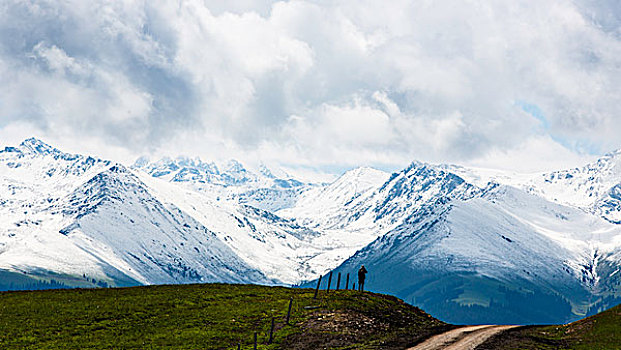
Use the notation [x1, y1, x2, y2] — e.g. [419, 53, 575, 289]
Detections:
[0, 0, 619, 173]
[468, 135, 596, 173]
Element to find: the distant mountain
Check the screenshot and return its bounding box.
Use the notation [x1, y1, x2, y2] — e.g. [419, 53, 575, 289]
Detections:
[278, 166, 390, 230]
[132, 156, 311, 212]
[525, 150, 621, 224]
[2, 137, 621, 325]
[302, 160, 621, 324]
[60, 164, 270, 285]
[132, 160, 391, 284]
[278, 163, 480, 255]
[440, 150, 621, 224]
[0, 138, 270, 287]
[0, 138, 378, 287]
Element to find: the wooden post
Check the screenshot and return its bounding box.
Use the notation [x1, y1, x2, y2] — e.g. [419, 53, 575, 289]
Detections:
[237, 344, 241, 350]
[352, 283, 356, 291]
[268, 317, 275, 344]
[286, 297, 293, 325]
[345, 273, 350, 290]
[327, 271, 333, 292]
[336, 272, 341, 290]
[254, 332, 257, 350]
[314, 275, 322, 299]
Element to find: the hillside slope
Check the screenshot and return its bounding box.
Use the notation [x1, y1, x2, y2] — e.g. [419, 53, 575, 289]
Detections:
[479, 303, 621, 349]
[0, 284, 450, 350]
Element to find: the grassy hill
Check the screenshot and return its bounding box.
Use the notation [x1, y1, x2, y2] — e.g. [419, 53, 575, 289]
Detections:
[0, 283, 450, 349]
[479, 303, 621, 350]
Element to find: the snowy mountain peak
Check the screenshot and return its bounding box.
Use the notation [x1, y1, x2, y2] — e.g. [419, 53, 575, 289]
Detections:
[224, 159, 245, 173]
[258, 164, 275, 179]
[1, 138, 111, 172]
[403, 160, 458, 176]
[0, 139, 273, 287]
[521, 151, 621, 224]
[2, 137, 621, 325]
[0, 137, 67, 159]
[132, 155, 150, 168]
[0, 138, 112, 192]
[174, 156, 218, 173]
[403, 160, 426, 171]
[595, 150, 621, 173]
[131, 155, 316, 212]
[132, 156, 310, 190]
[344, 166, 386, 177]
[381, 160, 473, 195]
[19, 137, 59, 155]
[338, 166, 388, 184]
[132, 156, 220, 180]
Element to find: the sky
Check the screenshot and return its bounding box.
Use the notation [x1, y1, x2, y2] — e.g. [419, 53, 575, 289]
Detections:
[0, 0, 619, 176]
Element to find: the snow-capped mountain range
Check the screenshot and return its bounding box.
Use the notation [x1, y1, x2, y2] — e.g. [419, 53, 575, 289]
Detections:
[1, 138, 620, 324]
[132, 156, 310, 212]
[0, 138, 372, 287]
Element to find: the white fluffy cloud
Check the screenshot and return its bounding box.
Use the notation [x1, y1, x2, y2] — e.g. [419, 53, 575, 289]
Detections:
[0, 0, 619, 172]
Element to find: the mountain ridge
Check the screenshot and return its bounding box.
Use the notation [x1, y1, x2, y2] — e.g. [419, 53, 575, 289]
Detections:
[1, 137, 621, 324]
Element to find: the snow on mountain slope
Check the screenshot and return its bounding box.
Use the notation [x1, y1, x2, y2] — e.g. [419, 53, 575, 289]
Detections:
[441, 150, 621, 224]
[0, 138, 356, 286]
[437, 163, 537, 189]
[0, 137, 112, 200]
[131, 162, 404, 282]
[326, 184, 621, 324]
[596, 183, 621, 224]
[524, 150, 621, 223]
[278, 167, 390, 229]
[135, 166, 425, 283]
[268, 163, 487, 281]
[279, 162, 480, 251]
[132, 156, 312, 212]
[531, 150, 621, 206]
[3, 137, 621, 325]
[0, 139, 270, 286]
[60, 165, 270, 285]
[291, 156, 621, 324]
[133, 171, 327, 284]
[0, 138, 116, 282]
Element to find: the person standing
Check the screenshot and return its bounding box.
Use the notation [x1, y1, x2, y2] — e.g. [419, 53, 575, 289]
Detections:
[358, 265, 368, 291]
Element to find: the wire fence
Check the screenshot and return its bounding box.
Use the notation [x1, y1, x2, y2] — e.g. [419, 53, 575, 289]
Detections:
[235, 269, 365, 349]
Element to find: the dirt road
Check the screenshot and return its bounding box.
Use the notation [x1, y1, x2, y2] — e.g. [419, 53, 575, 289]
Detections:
[407, 325, 520, 350]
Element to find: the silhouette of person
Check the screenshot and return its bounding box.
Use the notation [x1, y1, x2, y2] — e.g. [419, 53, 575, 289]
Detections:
[358, 265, 368, 291]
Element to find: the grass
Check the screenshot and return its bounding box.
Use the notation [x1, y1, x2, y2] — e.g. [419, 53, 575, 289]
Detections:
[0, 283, 450, 349]
[478, 303, 621, 350]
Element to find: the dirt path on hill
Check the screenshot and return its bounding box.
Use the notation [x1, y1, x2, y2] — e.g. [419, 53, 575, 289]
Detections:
[407, 325, 520, 350]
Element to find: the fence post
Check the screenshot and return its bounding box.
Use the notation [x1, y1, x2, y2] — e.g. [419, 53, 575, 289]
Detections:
[286, 297, 293, 325]
[237, 344, 241, 350]
[268, 317, 275, 344]
[327, 271, 333, 292]
[314, 275, 322, 299]
[336, 272, 341, 290]
[345, 273, 349, 290]
[254, 332, 257, 350]
[352, 283, 355, 291]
